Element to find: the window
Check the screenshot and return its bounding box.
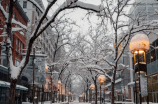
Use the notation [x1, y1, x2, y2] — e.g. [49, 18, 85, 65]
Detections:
[23, 1, 27, 8]
[16, 38, 24, 54]
[151, 49, 156, 62]
[16, 39, 18, 51]
[13, 13, 15, 19]
[6, 4, 9, 12]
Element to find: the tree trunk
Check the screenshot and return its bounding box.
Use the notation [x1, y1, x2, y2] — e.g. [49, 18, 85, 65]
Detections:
[111, 82, 114, 104]
[53, 91, 55, 103]
[111, 66, 117, 104]
[9, 79, 17, 104]
[86, 82, 88, 102]
[94, 80, 97, 104]
[50, 72, 52, 104]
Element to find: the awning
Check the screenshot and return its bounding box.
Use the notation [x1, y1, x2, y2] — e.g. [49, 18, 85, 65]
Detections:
[0, 80, 28, 91]
[105, 91, 111, 94]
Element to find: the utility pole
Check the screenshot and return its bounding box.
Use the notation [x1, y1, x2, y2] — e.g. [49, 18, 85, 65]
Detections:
[33, 47, 35, 104]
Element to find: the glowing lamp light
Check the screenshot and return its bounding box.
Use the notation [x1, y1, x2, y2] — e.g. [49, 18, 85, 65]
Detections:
[129, 34, 149, 53]
[58, 80, 61, 85]
[98, 75, 106, 83]
[90, 84, 95, 90]
[45, 65, 48, 72]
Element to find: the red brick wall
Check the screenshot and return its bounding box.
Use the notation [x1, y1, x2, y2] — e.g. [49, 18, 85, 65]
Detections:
[0, 0, 27, 65]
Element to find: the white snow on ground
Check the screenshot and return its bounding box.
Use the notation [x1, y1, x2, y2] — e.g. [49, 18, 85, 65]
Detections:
[22, 101, 69, 104]
[22, 102, 158, 104]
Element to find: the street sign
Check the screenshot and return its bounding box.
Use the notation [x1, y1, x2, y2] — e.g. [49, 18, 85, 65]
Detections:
[22, 54, 47, 84]
[140, 75, 148, 96]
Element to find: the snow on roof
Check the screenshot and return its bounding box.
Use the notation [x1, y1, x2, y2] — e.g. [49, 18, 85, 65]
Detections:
[105, 78, 122, 88]
[0, 80, 28, 91]
[0, 65, 7, 69]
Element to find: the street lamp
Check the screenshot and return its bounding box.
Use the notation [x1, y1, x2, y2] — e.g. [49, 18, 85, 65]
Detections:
[129, 34, 149, 104]
[68, 92, 72, 102]
[98, 75, 106, 104]
[58, 80, 61, 102]
[90, 84, 95, 103]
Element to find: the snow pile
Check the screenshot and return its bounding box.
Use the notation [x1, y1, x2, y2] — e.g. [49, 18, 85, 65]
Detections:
[10, 56, 26, 79]
[12, 19, 27, 29]
[12, 27, 23, 32]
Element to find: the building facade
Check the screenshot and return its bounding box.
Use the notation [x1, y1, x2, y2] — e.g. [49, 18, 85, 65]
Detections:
[0, 0, 29, 103]
[128, 0, 158, 103]
[18, 0, 65, 102]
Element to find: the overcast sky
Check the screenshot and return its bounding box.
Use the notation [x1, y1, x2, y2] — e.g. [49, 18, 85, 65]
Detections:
[41, 0, 102, 34]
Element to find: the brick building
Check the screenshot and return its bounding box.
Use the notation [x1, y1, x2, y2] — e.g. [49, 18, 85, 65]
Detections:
[0, 0, 29, 66]
[0, 0, 29, 103]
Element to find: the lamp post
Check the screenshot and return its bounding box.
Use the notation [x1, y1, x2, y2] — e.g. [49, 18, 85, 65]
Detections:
[68, 92, 72, 102]
[98, 75, 106, 104]
[58, 80, 61, 102]
[90, 84, 95, 103]
[129, 34, 150, 104]
[68, 92, 70, 102]
[33, 47, 35, 104]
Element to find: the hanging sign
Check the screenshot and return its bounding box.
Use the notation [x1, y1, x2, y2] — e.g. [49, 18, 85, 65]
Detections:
[140, 75, 148, 96]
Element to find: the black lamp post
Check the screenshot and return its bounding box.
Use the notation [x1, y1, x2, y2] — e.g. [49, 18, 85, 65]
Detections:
[98, 75, 106, 104]
[90, 84, 95, 103]
[129, 34, 150, 104]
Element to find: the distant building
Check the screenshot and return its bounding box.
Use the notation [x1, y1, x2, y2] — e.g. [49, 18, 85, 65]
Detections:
[18, 0, 65, 102]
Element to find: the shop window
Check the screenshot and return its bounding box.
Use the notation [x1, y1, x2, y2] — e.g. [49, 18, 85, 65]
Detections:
[148, 75, 152, 84]
[155, 83, 158, 91]
[148, 84, 152, 92]
[152, 74, 158, 83]
[156, 39, 158, 47]
[146, 52, 150, 64]
[0, 88, 5, 101]
[153, 83, 157, 92]
[148, 93, 153, 102]
[156, 49, 158, 60]
[151, 49, 156, 62]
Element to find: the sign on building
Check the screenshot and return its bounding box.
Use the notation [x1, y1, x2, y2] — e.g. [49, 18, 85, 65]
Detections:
[140, 75, 148, 96]
[22, 54, 47, 84]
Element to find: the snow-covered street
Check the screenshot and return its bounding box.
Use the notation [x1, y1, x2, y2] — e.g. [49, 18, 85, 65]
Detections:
[1, 0, 158, 104]
[22, 101, 158, 104]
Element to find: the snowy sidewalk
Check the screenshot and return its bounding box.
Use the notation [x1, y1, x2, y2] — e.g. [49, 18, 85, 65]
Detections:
[22, 101, 69, 104]
[105, 102, 157, 104]
[22, 102, 158, 104]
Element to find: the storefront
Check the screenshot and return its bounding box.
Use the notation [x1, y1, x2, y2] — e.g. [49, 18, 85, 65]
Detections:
[0, 80, 28, 104]
[146, 39, 158, 103]
[148, 73, 158, 103]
